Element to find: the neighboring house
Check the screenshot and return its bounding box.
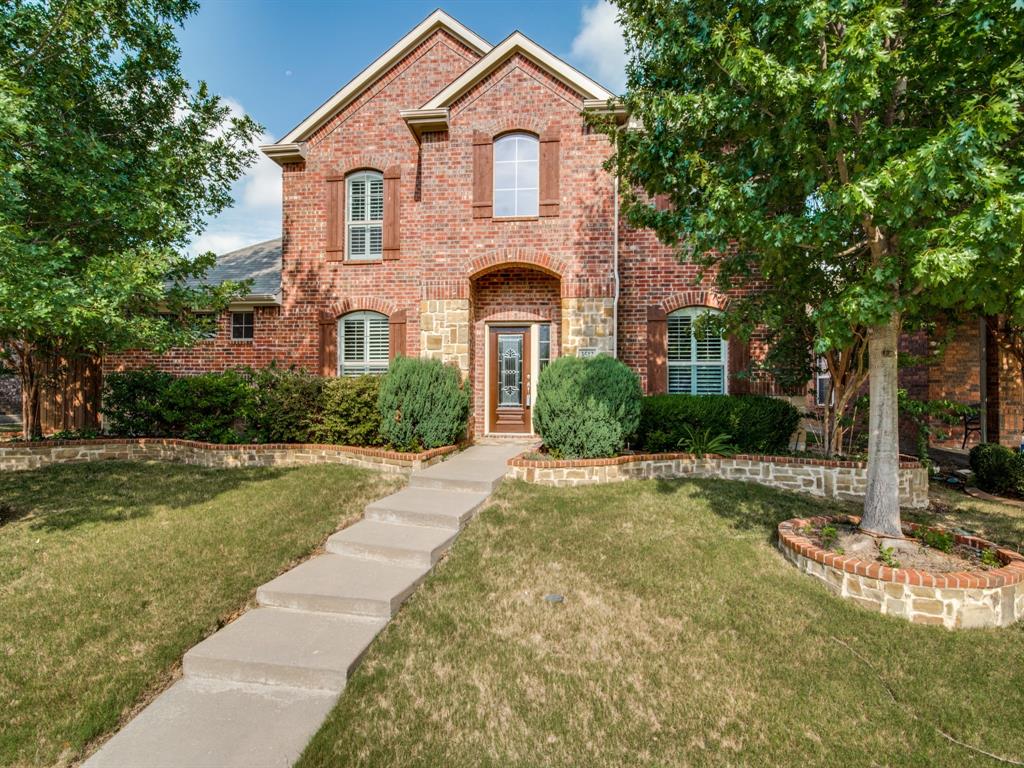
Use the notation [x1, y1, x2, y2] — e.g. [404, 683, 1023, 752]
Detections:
[106, 10, 1022, 449]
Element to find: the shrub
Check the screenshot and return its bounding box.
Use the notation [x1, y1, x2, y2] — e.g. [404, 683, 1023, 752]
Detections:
[378, 357, 469, 451]
[246, 365, 322, 443]
[102, 368, 174, 436]
[533, 355, 642, 459]
[159, 370, 252, 443]
[312, 375, 383, 446]
[637, 394, 799, 454]
[969, 443, 1024, 496]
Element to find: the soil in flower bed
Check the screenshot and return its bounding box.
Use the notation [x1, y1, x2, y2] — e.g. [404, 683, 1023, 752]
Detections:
[802, 521, 1001, 573]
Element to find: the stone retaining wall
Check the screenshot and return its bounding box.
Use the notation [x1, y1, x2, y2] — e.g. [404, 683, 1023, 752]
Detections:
[778, 515, 1024, 628]
[508, 452, 929, 508]
[0, 438, 458, 474]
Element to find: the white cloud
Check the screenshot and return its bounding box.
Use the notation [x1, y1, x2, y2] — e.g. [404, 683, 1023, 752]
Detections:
[570, 0, 627, 94]
[189, 98, 281, 257]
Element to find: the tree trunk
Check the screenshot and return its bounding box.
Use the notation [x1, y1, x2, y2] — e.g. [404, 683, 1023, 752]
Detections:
[861, 315, 902, 536]
[19, 347, 42, 440]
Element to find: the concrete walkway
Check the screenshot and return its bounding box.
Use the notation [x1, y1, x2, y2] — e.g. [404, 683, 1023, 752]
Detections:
[85, 442, 526, 768]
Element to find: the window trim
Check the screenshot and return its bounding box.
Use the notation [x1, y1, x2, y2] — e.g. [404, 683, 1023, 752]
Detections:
[230, 311, 254, 342]
[346, 169, 384, 261]
[666, 307, 728, 395]
[493, 132, 539, 219]
[815, 356, 833, 406]
[338, 310, 390, 377]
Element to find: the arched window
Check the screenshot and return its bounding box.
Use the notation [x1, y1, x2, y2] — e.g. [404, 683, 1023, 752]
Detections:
[493, 132, 538, 217]
[339, 311, 389, 376]
[346, 170, 383, 260]
[667, 308, 728, 394]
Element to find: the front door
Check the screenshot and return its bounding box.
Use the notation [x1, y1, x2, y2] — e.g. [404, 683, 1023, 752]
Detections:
[489, 326, 532, 433]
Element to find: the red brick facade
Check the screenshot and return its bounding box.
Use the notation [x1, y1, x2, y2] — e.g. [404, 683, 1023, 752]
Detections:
[106, 13, 1022, 449]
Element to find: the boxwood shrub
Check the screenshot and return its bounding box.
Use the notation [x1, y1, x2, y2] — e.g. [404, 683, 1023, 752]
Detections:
[160, 370, 253, 443]
[638, 394, 800, 455]
[533, 355, 642, 459]
[969, 443, 1024, 497]
[377, 357, 469, 451]
[312, 375, 384, 446]
[245, 365, 323, 443]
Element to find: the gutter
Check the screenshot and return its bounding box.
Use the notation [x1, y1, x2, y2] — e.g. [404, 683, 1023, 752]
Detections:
[612, 174, 620, 358]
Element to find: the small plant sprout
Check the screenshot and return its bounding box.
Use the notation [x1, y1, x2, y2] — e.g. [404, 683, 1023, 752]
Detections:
[878, 546, 901, 569]
[980, 548, 1001, 568]
[820, 524, 838, 549]
[918, 528, 955, 553]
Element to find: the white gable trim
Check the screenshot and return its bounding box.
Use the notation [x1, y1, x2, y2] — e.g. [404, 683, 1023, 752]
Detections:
[272, 10, 491, 148]
[421, 32, 615, 110]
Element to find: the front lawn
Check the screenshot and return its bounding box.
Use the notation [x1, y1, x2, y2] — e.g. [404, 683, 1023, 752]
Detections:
[299, 479, 1024, 768]
[0, 461, 401, 767]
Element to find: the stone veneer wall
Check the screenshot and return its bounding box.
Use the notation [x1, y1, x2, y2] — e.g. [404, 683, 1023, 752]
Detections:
[420, 299, 471, 379]
[778, 515, 1024, 628]
[0, 439, 457, 473]
[560, 297, 615, 358]
[508, 452, 930, 508]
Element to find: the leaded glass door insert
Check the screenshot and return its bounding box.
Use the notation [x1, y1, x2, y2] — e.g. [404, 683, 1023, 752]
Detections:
[498, 334, 524, 407]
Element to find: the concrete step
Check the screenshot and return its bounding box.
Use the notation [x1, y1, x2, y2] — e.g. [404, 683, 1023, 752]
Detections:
[326, 520, 457, 567]
[82, 677, 336, 768]
[183, 607, 387, 692]
[364, 487, 489, 531]
[408, 461, 505, 493]
[256, 553, 428, 618]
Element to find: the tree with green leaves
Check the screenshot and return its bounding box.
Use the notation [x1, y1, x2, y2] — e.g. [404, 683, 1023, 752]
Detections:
[0, 0, 260, 437]
[602, 0, 1024, 536]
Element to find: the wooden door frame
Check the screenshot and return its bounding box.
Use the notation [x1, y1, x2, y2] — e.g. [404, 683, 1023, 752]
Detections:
[487, 325, 533, 434]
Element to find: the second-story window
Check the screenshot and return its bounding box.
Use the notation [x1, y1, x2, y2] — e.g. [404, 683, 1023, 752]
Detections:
[493, 133, 538, 218]
[347, 170, 383, 260]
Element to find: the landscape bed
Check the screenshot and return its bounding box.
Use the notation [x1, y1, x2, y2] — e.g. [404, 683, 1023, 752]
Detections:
[779, 514, 1024, 629]
[0, 437, 459, 473]
[508, 450, 930, 507]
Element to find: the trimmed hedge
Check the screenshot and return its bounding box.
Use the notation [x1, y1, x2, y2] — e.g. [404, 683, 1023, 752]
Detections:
[534, 355, 642, 459]
[638, 394, 800, 454]
[969, 443, 1024, 497]
[377, 357, 469, 451]
[312, 376, 384, 446]
[103, 366, 393, 448]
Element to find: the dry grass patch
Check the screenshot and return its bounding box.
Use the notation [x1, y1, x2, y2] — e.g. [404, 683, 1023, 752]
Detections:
[298, 478, 1024, 768]
[0, 460, 401, 768]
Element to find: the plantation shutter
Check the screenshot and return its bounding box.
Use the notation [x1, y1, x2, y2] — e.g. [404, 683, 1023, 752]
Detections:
[339, 312, 390, 376]
[388, 310, 406, 358]
[472, 131, 493, 219]
[646, 306, 667, 394]
[539, 127, 560, 217]
[383, 165, 401, 260]
[728, 336, 751, 394]
[347, 172, 383, 260]
[667, 313, 693, 394]
[326, 177, 345, 260]
[318, 316, 337, 376]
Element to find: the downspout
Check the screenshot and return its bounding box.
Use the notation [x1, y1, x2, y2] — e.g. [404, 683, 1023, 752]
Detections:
[979, 316, 988, 443]
[612, 174, 620, 358]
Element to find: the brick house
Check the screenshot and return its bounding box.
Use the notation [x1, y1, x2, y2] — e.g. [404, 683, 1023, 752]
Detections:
[108, 10, 1022, 449]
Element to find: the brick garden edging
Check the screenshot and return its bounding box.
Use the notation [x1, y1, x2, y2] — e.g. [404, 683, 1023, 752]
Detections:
[0, 438, 458, 474]
[778, 515, 1024, 628]
[507, 452, 930, 508]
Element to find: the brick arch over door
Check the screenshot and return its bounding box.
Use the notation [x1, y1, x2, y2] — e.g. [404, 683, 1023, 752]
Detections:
[646, 293, 749, 395]
[467, 248, 566, 281]
[318, 300, 406, 376]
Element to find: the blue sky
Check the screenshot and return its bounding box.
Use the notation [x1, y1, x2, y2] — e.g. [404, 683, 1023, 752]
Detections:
[178, 0, 626, 255]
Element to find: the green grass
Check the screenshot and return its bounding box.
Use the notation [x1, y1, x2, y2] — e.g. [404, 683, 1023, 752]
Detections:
[0, 461, 401, 768]
[298, 479, 1024, 768]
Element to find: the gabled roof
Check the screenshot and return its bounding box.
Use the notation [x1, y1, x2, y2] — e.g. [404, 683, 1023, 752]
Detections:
[420, 31, 615, 110]
[187, 238, 282, 305]
[271, 10, 491, 149]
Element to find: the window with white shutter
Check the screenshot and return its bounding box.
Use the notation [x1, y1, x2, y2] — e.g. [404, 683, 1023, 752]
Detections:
[667, 308, 728, 395]
[338, 311, 390, 376]
[346, 170, 383, 260]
